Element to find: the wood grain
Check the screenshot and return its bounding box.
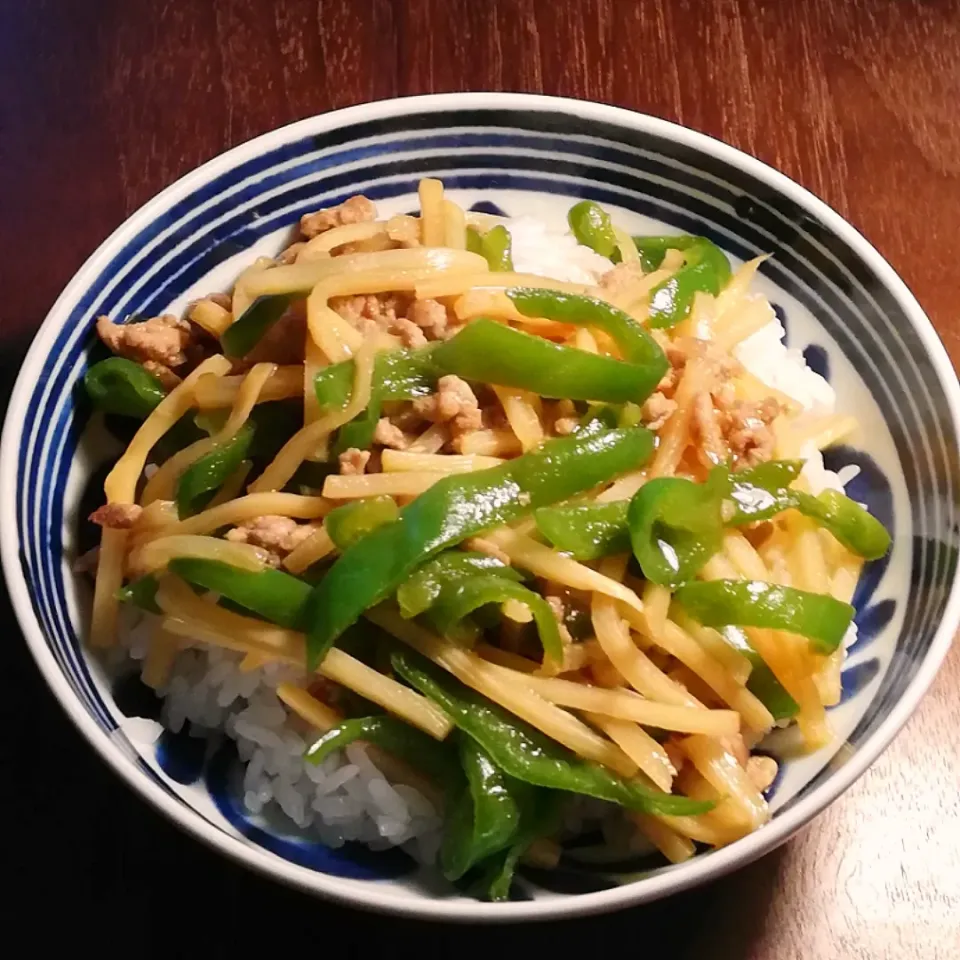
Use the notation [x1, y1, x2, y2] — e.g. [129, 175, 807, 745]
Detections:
[0, 1, 957, 955]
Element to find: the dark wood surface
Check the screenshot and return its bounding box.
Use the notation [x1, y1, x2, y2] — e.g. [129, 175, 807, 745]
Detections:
[1, 2, 958, 956]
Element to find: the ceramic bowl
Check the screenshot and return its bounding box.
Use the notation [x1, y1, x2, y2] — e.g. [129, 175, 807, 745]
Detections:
[3, 93, 959, 921]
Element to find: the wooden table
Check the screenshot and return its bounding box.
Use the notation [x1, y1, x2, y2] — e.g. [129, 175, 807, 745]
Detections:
[1, 2, 957, 955]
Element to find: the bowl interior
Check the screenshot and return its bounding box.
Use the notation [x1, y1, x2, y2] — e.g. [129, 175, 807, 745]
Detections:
[5, 95, 959, 920]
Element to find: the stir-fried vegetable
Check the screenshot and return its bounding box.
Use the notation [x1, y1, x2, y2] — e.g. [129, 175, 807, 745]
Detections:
[441, 738, 526, 881]
[633, 235, 731, 328]
[431, 319, 662, 405]
[175, 425, 254, 517]
[429, 575, 565, 663]
[505, 288, 666, 370]
[466, 224, 514, 271]
[304, 715, 462, 787]
[116, 574, 161, 613]
[535, 501, 631, 561]
[302, 428, 655, 668]
[674, 580, 855, 655]
[397, 552, 524, 619]
[220, 294, 294, 358]
[628, 470, 726, 587]
[567, 200, 619, 259]
[717, 624, 799, 720]
[392, 647, 712, 816]
[325, 496, 399, 550]
[85, 357, 167, 419]
[168, 558, 310, 629]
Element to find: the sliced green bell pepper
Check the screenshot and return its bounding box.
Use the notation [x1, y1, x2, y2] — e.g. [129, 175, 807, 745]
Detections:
[84, 357, 167, 419]
[175, 423, 254, 517]
[441, 738, 525, 881]
[628, 469, 727, 587]
[632, 236, 731, 329]
[168, 557, 311, 629]
[674, 579, 854, 655]
[303, 427, 655, 668]
[397, 552, 524, 619]
[391, 647, 712, 816]
[325, 496, 399, 550]
[567, 201, 619, 259]
[220, 293, 294, 358]
[535, 500, 631, 561]
[719, 624, 799, 721]
[304, 715, 462, 790]
[466, 224, 514, 271]
[430, 574, 565, 663]
[116, 574, 161, 614]
[727, 459, 891, 559]
[505, 288, 666, 370]
[432, 319, 661, 405]
[475, 789, 565, 902]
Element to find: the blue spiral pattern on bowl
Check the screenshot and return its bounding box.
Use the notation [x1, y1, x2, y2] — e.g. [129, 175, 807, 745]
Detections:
[10, 106, 959, 895]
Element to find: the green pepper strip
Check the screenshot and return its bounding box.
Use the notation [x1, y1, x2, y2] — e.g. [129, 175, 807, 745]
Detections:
[391, 647, 712, 816]
[674, 580, 854, 655]
[441, 738, 525, 882]
[505, 288, 666, 371]
[325, 496, 400, 550]
[567, 201, 619, 259]
[430, 575, 565, 664]
[175, 423, 254, 518]
[397, 552, 524, 619]
[535, 501, 630, 561]
[628, 470, 727, 588]
[314, 347, 440, 455]
[632, 236, 731, 329]
[220, 294, 294, 358]
[726, 460, 890, 560]
[476, 790, 565, 902]
[168, 558, 310, 630]
[116, 575, 161, 614]
[304, 715, 463, 793]
[303, 427, 655, 669]
[466, 224, 514, 272]
[720, 624, 799, 720]
[84, 357, 167, 419]
[432, 320, 661, 405]
[632, 235, 704, 273]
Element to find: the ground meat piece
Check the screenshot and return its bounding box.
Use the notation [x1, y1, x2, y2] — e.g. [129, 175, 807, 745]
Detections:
[277, 241, 305, 264]
[89, 503, 143, 530]
[394, 318, 428, 348]
[745, 755, 779, 792]
[553, 416, 579, 436]
[599, 261, 646, 298]
[96, 313, 196, 369]
[407, 298, 449, 339]
[330, 292, 427, 347]
[720, 396, 781, 470]
[386, 214, 421, 247]
[338, 448, 371, 475]
[413, 375, 482, 435]
[641, 391, 677, 431]
[373, 417, 409, 450]
[225, 515, 321, 562]
[142, 360, 182, 391]
[300, 195, 376, 238]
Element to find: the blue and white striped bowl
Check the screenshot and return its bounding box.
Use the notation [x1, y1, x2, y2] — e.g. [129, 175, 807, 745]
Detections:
[3, 93, 958, 921]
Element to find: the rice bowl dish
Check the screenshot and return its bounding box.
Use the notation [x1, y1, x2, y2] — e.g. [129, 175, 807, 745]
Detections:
[5, 94, 957, 919]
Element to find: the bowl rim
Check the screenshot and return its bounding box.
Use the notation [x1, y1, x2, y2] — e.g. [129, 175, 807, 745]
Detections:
[3, 91, 959, 922]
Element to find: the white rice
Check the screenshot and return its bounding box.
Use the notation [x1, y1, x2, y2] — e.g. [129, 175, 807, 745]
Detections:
[116, 219, 855, 855]
[120, 611, 442, 861]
